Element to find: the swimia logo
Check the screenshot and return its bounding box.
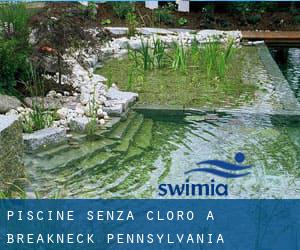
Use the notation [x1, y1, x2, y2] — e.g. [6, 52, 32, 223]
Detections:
[158, 152, 252, 197]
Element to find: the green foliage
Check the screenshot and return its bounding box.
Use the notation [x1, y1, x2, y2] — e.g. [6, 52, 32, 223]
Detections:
[294, 15, 300, 24]
[85, 86, 99, 136]
[171, 42, 188, 73]
[177, 17, 188, 26]
[247, 14, 262, 25]
[0, 39, 29, 94]
[128, 38, 168, 72]
[203, 38, 235, 80]
[0, 2, 31, 95]
[21, 65, 55, 133]
[126, 12, 138, 37]
[22, 106, 55, 133]
[153, 38, 167, 69]
[154, 3, 176, 26]
[112, 2, 135, 19]
[101, 18, 112, 25]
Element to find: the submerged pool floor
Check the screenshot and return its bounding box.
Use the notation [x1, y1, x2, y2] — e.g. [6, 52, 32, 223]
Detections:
[25, 111, 300, 198]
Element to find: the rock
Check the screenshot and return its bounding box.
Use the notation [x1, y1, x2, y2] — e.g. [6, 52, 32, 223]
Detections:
[106, 87, 138, 110]
[57, 107, 69, 120]
[69, 117, 90, 132]
[99, 119, 105, 125]
[103, 104, 123, 117]
[16, 107, 25, 113]
[97, 108, 104, 118]
[47, 90, 57, 98]
[24, 97, 62, 110]
[128, 40, 142, 50]
[0, 115, 24, 192]
[23, 127, 67, 151]
[75, 106, 85, 116]
[138, 27, 176, 36]
[6, 109, 18, 116]
[104, 27, 128, 35]
[0, 94, 22, 114]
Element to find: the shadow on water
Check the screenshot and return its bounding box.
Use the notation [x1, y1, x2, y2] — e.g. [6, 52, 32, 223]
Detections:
[269, 46, 300, 102]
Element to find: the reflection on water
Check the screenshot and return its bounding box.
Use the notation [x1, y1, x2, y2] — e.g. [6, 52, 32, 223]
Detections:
[270, 47, 300, 101]
[25, 112, 300, 199]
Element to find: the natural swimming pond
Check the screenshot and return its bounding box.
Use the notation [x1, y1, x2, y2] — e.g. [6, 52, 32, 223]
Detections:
[24, 45, 300, 199]
[25, 111, 300, 199]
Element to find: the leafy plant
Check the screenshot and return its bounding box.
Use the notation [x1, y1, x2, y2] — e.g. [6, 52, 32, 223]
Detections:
[154, 4, 175, 26]
[247, 14, 262, 25]
[177, 17, 188, 26]
[101, 19, 112, 25]
[126, 12, 138, 37]
[0, 2, 31, 95]
[294, 15, 300, 24]
[112, 2, 135, 20]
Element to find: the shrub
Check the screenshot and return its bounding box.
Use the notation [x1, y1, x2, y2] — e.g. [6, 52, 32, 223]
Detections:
[154, 4, 175, 26]
[0, 2, 31, 94]
[247, 14, 262, 25]
[294, 15, 300, 24]
[0, 39, 29, 94]
[112, 2, 135, 20]
[177, 17, 188, 26]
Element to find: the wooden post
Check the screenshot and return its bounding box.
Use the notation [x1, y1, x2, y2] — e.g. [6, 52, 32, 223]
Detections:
[178, 0, 190, 12]
[145, 1, 159, 10]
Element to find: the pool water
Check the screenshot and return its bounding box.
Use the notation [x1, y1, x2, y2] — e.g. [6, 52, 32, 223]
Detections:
[270, 47, 300, 101]
[25, 111, 300, 199]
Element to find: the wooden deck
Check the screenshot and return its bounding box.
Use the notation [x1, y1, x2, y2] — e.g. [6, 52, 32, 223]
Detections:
[242, 31, 300, 45]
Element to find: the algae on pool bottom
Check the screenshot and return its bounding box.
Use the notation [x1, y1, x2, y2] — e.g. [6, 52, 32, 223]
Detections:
[24, 111, 300, 199]
[96, 46, 259, 108]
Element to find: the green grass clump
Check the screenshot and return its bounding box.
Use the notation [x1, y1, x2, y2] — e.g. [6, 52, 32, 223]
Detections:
[96, 41, 257, 108]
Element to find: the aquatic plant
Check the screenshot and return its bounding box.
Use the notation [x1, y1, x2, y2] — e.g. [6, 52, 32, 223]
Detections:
[140, 39, 153, 71]
[203, 38, 235, 79]
[152, 38, 167, 69]
[85, 86, 99, 136]
[21, 64, 55, 133]
[171, 42, 188, 73]
[189, 37, 201, 65]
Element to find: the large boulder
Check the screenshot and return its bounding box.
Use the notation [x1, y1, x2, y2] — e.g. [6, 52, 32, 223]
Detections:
[23, 127, 67, 151]
[0, 95, 22, 114]
[0, 115, 24, 193]
[24, 96, 63, 110]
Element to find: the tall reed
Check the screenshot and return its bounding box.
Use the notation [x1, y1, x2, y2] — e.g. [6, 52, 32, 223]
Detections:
[203, 38, 235, 79]
[153, 38, 166, 69]
[171, 42, 188, 73]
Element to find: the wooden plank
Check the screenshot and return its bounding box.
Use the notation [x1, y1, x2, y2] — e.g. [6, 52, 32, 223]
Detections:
[242, 31, 300, 44]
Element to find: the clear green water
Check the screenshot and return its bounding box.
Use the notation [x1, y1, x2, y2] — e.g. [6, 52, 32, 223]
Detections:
[25, 111, 300, 199]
